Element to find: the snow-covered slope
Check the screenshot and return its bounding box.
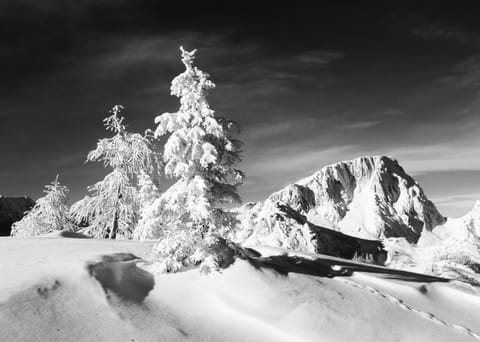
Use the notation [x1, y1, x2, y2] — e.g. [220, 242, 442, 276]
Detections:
[0, 196, 35, 236]
[239, 156, 444, 246]
[383, 201, 480, 283]
[1, 237, 480, 342]
[425, 200, 480, 243]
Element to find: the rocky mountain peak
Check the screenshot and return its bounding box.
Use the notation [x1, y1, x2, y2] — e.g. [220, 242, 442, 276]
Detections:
[239, 156, 445, 246]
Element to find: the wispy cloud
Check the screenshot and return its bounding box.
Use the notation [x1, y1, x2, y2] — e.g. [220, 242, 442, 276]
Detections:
[341, 120, 381, 130]
[451, 55, 480, 88]
[432, 192, 480, 206]
[295, 50, 345, 66]
[381, 138, 480, 176]
[240, 144, 358, 201]
[243, 117, 326, 141]
[100, 38, 180, 66]
[212, 47, 344, 88]
[438, 55, 480, 116]
[98, 33, 233, 67]
[411, 24, 474, 44]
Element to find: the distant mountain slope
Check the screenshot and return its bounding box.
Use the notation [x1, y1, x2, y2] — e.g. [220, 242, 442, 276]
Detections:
[424, 200, 480, 243]
[238, 156, 445, 246]
[0, 196, 35, 236]
[391, 200, 480, 282]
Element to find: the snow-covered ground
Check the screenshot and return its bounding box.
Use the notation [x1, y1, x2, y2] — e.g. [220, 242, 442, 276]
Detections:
[1, 236, 480, 342]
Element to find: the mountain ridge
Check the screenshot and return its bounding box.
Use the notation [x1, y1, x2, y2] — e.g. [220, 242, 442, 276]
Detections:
[238, 155, 446, 246]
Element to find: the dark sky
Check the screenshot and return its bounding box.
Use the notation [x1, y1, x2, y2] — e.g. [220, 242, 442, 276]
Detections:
[1, 1, 480, 217]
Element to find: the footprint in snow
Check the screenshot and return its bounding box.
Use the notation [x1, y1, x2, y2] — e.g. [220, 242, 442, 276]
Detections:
[342, 279, 480, 341]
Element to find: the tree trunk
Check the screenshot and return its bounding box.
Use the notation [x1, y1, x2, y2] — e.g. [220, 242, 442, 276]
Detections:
[109, 185, 122, 239]
[110, 210, 118, 239]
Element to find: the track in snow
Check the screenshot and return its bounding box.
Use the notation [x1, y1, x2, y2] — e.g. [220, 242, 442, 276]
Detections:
[342, 278, 480, 341]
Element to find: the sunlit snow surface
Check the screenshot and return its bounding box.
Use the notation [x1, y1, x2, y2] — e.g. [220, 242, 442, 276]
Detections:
[1, 237, 480, 342]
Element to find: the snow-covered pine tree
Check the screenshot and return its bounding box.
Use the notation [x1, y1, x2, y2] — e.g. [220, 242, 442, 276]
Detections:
[69, 195, 95, 227]
[132, 170, 161, 240]
[138, 170, 161, 211]
[72, 105, 160, 239]
[11, 175, 75, 237]
[138, 46, 244, 272]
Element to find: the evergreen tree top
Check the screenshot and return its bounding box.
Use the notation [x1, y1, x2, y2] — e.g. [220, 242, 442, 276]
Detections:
[180, 46, 197, 70]
[43, 174, 70, 199]
[103, 105, 126, 135]
[88, 105, 159, 177]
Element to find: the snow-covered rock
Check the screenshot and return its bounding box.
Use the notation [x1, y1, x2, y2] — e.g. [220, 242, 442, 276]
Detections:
[238, 156, 445, 250]
[0, 196, 35, 236]
[237, 199, 387, 264]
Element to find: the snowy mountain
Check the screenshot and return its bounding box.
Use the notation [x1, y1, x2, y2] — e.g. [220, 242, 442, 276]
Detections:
[0, 196, 35, 236]
[237, 156, 480, 282]
[238, 156, 445, 246]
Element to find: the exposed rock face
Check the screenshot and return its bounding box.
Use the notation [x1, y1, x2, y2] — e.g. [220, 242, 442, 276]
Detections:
[278, 203, 387, 263]
[299, 156, 445, 242]
[0, 196, 35, 236]
[237, 156, 445, 254]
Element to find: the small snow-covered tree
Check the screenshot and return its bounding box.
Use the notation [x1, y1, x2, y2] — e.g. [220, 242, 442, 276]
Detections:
[72, 105, 160, 239]
[139, 47, 244, 272]
[132, 171, 161, 240]
[11, 175, 75, 237]
[69, 195, 95, 227]
[137, 170, 161, 212]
